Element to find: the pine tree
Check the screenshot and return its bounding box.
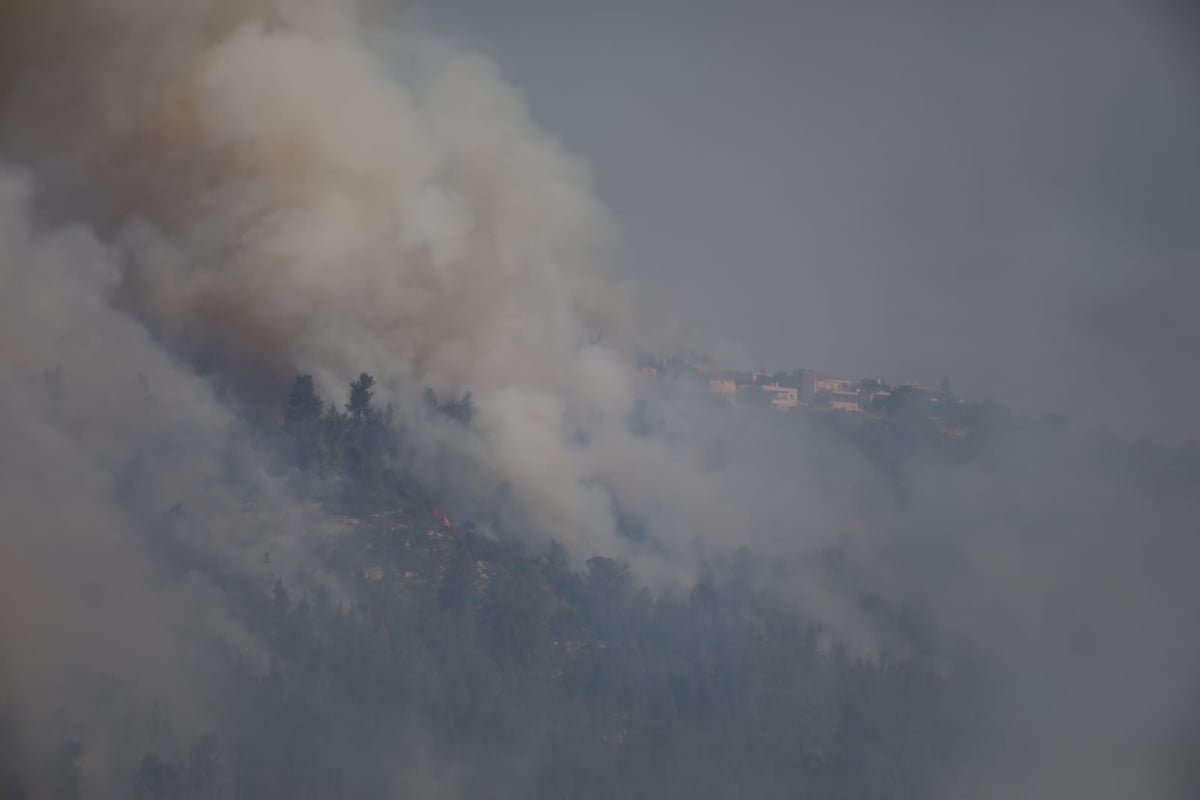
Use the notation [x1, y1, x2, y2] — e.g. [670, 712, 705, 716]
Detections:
[346, 373, 376, 422]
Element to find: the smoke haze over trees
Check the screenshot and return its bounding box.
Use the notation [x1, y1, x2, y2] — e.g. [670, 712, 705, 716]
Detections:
[0, 1, 1198, 798]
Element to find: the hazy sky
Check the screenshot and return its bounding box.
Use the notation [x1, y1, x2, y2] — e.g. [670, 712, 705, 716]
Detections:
[411, 0, 1200, 439]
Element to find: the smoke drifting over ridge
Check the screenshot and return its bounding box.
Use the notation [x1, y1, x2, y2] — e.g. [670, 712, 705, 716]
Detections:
[1, 2, 1199, 798]
[0, 0, 867, 588]
[1, 0, 650, 557]
[0, 0, 652, 789]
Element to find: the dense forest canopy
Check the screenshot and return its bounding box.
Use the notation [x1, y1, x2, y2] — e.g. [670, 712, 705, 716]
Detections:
[5, 369, 1200, 797]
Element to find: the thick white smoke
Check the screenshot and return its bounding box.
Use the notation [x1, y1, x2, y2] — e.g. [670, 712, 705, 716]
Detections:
[0, 162, 340, 790]
[2, 0, 654, 561]
[1, 0, 862, 579]
[0, 4, 861, 786]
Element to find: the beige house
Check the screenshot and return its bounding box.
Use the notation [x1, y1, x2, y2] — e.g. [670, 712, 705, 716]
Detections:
[761, 383, 799, 410]
[813, 376, 862, 412]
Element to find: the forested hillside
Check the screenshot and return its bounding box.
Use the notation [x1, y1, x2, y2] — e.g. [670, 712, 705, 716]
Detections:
[5, 366, 1200, 798]
[3, 373, 976, 799]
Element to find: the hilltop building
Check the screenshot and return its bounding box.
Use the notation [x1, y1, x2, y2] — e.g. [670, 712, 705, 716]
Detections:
[814, 377, 862, 412]
[761, 384, 799, 410]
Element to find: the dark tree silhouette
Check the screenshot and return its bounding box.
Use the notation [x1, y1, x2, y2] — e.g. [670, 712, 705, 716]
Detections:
[346, 373, 376, 422]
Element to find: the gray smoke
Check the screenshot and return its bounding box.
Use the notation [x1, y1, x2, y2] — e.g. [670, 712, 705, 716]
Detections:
[0, 1, 802, 790]
[0, 0, 863, 583]
[0, 163, 339, 790]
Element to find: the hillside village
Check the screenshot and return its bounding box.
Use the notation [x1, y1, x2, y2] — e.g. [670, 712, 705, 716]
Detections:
[635, 353, 975, 435]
